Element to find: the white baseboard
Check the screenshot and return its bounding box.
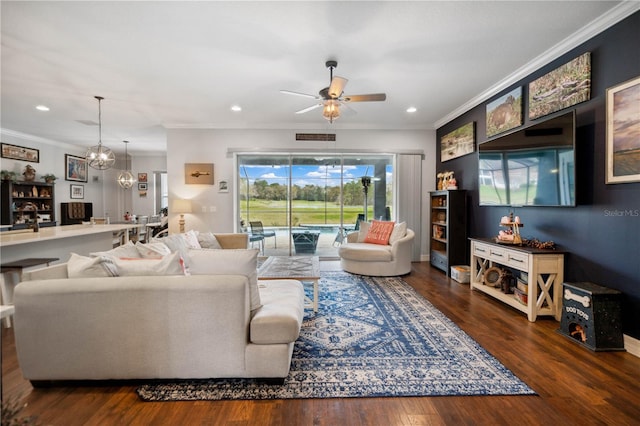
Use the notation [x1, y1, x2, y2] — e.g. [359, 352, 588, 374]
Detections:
[624, 334, 640, 358]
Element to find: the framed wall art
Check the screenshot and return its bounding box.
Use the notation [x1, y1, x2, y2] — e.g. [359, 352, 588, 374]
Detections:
[440, 122, 475, 162]
[486, 87, 522, 137]
[1, 143, 39, 162]
[185, 163, 214, 185]
[138, 183, 147, 190]
[138, 173, 147, 182]
[528, 52, 591, 120]
[219, 180, 229, 193]
[65, 154, 88, 182]
[70, 184, 84, 199]
[606, 75, 640, 184]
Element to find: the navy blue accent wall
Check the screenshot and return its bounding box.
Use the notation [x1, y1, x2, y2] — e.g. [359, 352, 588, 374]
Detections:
[436, 12, 640, 338]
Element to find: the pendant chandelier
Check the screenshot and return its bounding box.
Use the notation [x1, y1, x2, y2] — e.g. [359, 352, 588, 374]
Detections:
[85, 96, 116, 170]
[322, 100, 340, 123]
[117, 140, 136, 189]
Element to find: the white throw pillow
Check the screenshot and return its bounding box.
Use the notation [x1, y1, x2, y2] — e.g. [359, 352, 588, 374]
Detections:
[197, 232, 222, 249]
[67, 253, 118, 278]
[188, 248, 262, 311]
[357, 221, 371, 243]
[389, 221, 408, 245]
[90, 241, 141, 259]
[183, 230, 202, 249]
[136, 241, 171, 258]
[114, 252, 186, 276]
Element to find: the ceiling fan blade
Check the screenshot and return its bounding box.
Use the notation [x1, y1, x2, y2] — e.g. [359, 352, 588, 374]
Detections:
[328, 76, 348, 98]
[339, 101, 358, 116]
[295, 104, 322, 114]
[343, 93, 387, 102]
[280, 90, 320, 99]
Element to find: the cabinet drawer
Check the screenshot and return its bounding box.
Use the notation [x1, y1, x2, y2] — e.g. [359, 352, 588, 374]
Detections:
[430, 251, 447, 272]
[473, 242, 492, 258]
[506, 251, 528, 270]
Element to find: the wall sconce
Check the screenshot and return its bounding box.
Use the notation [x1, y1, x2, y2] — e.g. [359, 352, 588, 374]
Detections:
[172, 199, 192, 233]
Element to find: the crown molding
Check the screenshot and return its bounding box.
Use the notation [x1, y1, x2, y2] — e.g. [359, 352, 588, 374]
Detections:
[0, 128, 81, 151]
[434, 1, 640, 130]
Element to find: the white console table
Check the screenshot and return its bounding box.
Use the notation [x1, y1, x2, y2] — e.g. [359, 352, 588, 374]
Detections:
[470, 238, 565, 322]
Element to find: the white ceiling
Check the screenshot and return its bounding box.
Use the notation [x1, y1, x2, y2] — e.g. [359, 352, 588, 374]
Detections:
[1, 1, 636, 155]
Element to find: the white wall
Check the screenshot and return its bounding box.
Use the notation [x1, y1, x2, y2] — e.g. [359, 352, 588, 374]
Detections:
[166, 128, 436, 258]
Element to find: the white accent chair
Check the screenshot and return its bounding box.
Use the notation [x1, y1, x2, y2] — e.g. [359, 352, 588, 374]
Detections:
[338, 228, 415, 276]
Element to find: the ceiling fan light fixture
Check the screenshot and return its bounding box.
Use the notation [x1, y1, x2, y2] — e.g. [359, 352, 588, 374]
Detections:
[322, 100, 340, 123]
[117, 140, 136, 189]
[85, 96, 116, 170]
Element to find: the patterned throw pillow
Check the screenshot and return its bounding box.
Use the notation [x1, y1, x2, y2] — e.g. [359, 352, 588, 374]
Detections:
[363, 220, 396, 245]
[197, 232, 222, 249]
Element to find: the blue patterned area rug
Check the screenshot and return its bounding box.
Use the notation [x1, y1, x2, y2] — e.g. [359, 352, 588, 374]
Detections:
[136, 272, 535, 401]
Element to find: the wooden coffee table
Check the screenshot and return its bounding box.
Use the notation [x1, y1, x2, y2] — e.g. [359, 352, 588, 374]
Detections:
[258, 256, 320, 312]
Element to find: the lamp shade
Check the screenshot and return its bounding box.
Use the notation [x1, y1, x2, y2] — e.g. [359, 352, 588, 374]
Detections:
[172, 199, 192, 214]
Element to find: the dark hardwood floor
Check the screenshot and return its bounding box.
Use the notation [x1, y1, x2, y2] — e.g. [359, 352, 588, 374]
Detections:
[3, 261, 640, 425]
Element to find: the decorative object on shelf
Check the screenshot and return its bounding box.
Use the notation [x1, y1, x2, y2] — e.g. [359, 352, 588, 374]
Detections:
[486, 87, 522, 137]
[436, 172, 444, 190]
[85, 95, 116, 170]
[1, 142, 39, 162]
[605, 75, 640, 184]
[522, 238, 556, 250]
[185, 163, 214, 185]
[497, 212, 523, 245]
[528, 52, 591, 120]
[172, 199, 192, 233]
[41, 173, 57, 183]
[70, 184, 84, 199]
[22, 165, 36, 181]
[441, 121, 475, 161]
[117, 140, 136, 189]
[484, 266, 503, 288]
[445, 171, 457, 189]
[65, 154, 88, 182]
[1, 170, 17, 182]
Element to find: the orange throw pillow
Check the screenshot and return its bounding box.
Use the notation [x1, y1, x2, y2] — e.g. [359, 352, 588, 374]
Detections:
[364, 220, 396, 245]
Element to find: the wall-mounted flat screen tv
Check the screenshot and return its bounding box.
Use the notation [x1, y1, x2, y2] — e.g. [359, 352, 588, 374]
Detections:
[478, 110, 575, 207]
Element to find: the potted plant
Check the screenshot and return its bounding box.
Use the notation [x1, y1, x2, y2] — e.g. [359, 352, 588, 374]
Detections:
[41, 173, 57, 183]
[1, 170, 18, 182]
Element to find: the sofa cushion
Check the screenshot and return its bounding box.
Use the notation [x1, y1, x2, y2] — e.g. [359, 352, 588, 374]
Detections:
[68, 253, 118, 278]
[188, 248, 262, 311]
[357, 221, 371, 242]
[251, 280, 304, 344]
[338, 243, 393, 262]
[363, 220, 395, 245]
[197, 232, 222, 249]
[389, 221, 407, 245]
[136, 241, 171, 258]
[90, 241, 141, 258]
[113, 252, 186, 276]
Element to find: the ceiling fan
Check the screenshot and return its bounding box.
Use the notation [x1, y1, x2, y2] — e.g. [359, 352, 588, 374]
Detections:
[280, 60, 386, 123]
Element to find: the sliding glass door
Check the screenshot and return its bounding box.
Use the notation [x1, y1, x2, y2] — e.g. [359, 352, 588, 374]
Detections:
[237, 153, 394, 258]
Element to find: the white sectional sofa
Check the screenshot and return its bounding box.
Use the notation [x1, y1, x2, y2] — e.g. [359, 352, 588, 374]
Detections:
[13, 235, 305, 384]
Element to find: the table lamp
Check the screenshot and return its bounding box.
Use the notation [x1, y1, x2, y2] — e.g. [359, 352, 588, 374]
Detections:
[172, 199, 192, 233]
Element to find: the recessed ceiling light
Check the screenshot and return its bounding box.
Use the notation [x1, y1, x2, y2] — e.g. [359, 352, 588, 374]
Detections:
[231, 105, 242, 112]
[406, 106, 417, 113]
[36, 105, 50, 111]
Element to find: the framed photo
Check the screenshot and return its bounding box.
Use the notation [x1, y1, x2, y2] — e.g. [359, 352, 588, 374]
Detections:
[138, 183, 147, 190]
[65, 154, 88, 182]
[486, 87, 522, 137]
[139, 191, 147, 198]
[441, 122, 475, 162]
[1, 143, 39, 162]
[606, 75, 640, 184]
[219, 180, 229, 193]
[138, 173, 147, 183]
[528, 52, 591, 120]
[70, 184, 84, 199]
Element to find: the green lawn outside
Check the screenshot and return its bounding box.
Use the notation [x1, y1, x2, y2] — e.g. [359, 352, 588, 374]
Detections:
[240, 199, 372, 227]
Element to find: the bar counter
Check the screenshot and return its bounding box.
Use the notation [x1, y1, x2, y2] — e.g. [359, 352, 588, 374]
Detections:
[0, 224, 142, 264]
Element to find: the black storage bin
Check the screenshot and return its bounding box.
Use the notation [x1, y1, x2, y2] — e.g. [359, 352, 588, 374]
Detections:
[559, 282, 624, 351]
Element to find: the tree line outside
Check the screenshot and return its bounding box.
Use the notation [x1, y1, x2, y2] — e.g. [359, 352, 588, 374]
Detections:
[239, 179, 392, 227]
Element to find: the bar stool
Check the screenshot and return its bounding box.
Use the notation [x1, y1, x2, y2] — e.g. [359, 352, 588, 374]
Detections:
[0, 257, 59, 327]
